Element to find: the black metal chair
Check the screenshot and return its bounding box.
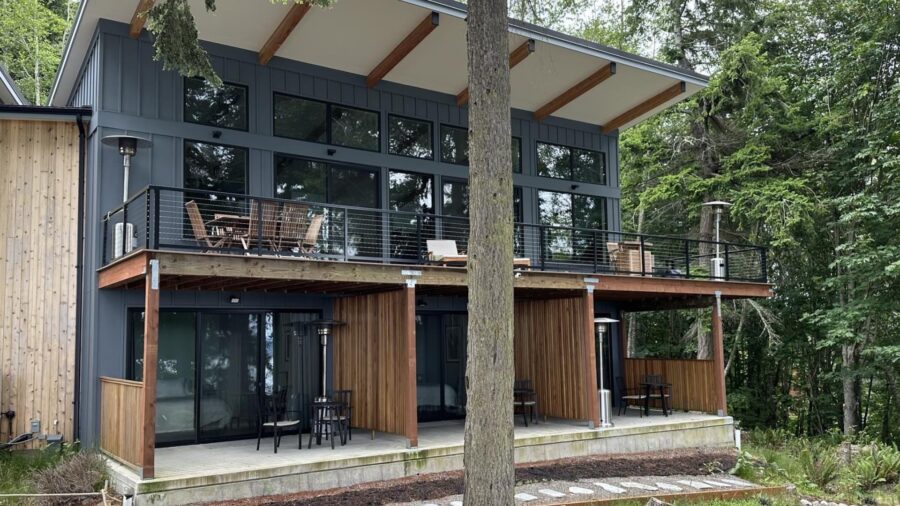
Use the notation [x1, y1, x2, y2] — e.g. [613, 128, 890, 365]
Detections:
[256, 388, 302, 453]
[513, 379, 539, 426]
[308, 401, 347, 449]
[641, 374, 672, 416]
[615, 375, 646, 417]
[332, 389, 353, 441]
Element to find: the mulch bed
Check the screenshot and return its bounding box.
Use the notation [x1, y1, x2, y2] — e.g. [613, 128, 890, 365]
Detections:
[212, 448, 736, 506]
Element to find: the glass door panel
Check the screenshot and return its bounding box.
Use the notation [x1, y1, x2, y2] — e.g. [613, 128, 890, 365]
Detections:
[264, 311, 320, 430]
[198, 313, 259, 441]
[441, 314, 467, 417]
[415, 313, 467, 422]
[130, 311, 197, 445]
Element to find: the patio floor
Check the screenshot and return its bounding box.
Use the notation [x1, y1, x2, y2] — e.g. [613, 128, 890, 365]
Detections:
[151, 411, 721, 480]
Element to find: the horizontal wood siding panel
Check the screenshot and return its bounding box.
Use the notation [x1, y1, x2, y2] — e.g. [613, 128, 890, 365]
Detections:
[0, 120, 80, 447]
[99, 377, 143, 468]
[514, 298, 588, 420]
[333, 289, 411, 436]
[623, 358, 717, 413]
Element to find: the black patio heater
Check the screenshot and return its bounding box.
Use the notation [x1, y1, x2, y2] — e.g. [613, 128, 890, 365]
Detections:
[308, 319, 345, 400]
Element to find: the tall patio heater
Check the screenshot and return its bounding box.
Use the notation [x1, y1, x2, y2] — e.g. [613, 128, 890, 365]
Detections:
[701, 200, 732, 279]
[102, 134, 151, 258]
[308, 319, 345, 400]
[594, 317, 619, 428]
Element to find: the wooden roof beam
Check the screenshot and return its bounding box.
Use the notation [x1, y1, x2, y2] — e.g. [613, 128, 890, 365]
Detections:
[533, 62, 616, 121]
[258, 3, 313, 65]
[129, 0, 155, 39]
[456, 39, 535, 107]
[366, 12, 439, 88]
[602, 81, 686, 134]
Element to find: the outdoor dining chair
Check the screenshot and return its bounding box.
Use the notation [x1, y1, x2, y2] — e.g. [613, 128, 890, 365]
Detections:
[513, 379, 539, 426]
[615, 375, 646, 417]
[332, 389, 353, 441]
[277, 202, 309, 253]
[185, 200, 229, 251]
[308, 400, 347, 450]
[299, 214, 324, 254]
[641, 374, 672, 416]
[256, 388, 302, 453]
[240, 200, 281, 252]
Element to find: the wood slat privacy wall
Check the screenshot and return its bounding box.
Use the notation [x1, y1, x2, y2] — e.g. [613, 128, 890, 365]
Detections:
[99, 377, 144, 469]
[514, 297, 590, 421]
[0, 120, 80, 446]
[333, 289, 414, 438]
[623, 358, 717, 413]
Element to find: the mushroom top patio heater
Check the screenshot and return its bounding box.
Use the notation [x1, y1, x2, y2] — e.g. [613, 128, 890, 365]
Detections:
[101, 134, 152, 203]
[594, 317, 619, 428]
[701, 200, 732, 280]
[309, 319, 345, 400]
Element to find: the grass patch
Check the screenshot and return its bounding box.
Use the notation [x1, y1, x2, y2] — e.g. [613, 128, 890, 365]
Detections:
[0, 443, 106, 504]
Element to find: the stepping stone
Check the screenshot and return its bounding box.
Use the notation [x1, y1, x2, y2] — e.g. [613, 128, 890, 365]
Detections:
[718, 478, 749, 487]
[595, 482, 626, 494]
[514, 493, 538, 502]
[569, 486, 594, 495]
[703, 479, 732, 487]
[450, 502, 463, 506]
[676, 480, 713, 489]
[621, 481, 658, 491]
[655, 482, 683, 491]
[538, 489, 566, 498]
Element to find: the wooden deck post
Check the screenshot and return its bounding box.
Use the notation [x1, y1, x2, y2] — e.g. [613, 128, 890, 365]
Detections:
[402, 279, 418, 447]
[711, 291, 728, 416]
[141, 258, 160, 478]
[582, 285, 600, 428]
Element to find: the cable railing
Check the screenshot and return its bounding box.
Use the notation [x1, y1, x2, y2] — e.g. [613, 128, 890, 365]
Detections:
[101, 186, 768, 283]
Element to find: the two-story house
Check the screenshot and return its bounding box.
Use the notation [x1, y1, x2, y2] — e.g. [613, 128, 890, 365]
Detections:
[2, 0, 772, 503]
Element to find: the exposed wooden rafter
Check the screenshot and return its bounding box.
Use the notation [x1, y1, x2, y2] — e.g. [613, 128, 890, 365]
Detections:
[533, 62, 616, 121]
[258, 3, 313, 65]
[601, 81, 686, 134]
[456, 39, 535, 107]
[366, 12, 439, 88]
[129, 0, 155, 39]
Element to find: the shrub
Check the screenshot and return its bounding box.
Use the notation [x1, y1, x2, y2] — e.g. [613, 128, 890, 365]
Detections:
[799, 444, 840, 489]
[853, 456, 886, 491]
[29, 450, 106, 505]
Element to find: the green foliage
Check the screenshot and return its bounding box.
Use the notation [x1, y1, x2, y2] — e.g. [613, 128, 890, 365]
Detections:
[799, 443, 840, 489]
[0, 442, 83, 494]
[0, 0, 74, 104]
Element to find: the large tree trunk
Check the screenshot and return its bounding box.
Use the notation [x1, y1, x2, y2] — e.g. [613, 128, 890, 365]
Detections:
[842, 343, 860, 436]
[463, 1, 515, 504]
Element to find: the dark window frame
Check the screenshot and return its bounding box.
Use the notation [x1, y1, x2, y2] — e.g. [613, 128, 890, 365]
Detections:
[537, 189, 609, 230]
[536, 141, 607, 185]
[273, 152, 381, 209]
[272, 92, 381, 153]
[439, 123, 469, 166]
[387, 113, 434, 160]
[512, 136, 523, 174]
[183, 77, 250, 132]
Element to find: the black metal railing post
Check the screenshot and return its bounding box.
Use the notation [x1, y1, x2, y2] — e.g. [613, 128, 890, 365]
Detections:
[724, 243, 730, 281]
[256, 196, 264, 256]
[639, 235, 646, 276]
[416, 214, 424, 263]
[539, 225, 546, 271]
[592, 231, 598, 273]
[343, 211, 350, 261]
[122, 201, 128, 256]
[684, 239, 691, 279]
[145, 188, 151, 249]
[759, 247, 767, 282]
[102, 215, 108, 265]
[152, 188, 161, 249]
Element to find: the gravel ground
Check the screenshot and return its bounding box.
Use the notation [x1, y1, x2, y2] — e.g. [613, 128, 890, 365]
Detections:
[394, 474, 759, 506]
[211, 448, 741, 506]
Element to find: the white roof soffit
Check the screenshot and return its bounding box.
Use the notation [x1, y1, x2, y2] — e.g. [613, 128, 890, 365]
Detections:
[0, 65, 28, 106]
[50, 0, 708, 131]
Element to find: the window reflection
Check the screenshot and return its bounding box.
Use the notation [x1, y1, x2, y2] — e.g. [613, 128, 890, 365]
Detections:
[184, 78, 248, 130]
[389, 115, 433, 159]
[331, 105, 379, 151]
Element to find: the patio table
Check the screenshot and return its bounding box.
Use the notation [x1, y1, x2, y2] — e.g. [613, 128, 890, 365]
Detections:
[639, 381, 671, 416]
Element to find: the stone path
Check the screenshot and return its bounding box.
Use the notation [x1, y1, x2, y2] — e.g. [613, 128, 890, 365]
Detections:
[397, 474, 761, 505]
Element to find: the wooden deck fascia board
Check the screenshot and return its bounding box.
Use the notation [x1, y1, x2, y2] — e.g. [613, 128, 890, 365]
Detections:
[96, 250, 772, 300]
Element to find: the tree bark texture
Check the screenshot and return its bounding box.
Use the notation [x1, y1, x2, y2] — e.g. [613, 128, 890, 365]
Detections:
[463, 0, 515, 504]
[842, 343, 859, 436]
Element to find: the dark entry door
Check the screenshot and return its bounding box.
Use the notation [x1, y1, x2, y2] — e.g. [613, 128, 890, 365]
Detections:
[415, 313, 467, 421]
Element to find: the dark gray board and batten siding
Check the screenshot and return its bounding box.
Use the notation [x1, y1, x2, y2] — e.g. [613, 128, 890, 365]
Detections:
[68, 20, 623, 446]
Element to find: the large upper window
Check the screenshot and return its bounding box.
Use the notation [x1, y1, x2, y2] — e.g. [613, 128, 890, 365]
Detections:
[274, 154, 378, 208]
[273, 94, 380, 151]
[441, 179, 523, 221]
[272, 94, 327, 142]
[536, 142, 606, 184]
[389, 115, 433, 159]
[184, 78, 248, 131]
[440, 125, 468, 165]
[389, 170, 434, 213]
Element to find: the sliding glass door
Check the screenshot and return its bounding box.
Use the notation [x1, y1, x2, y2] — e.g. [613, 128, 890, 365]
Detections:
[415, 312, 467, 422]
[130, 309, 320, 446]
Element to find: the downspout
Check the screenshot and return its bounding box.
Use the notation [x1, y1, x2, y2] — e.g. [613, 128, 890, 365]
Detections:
[73, 112, 88, 441]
